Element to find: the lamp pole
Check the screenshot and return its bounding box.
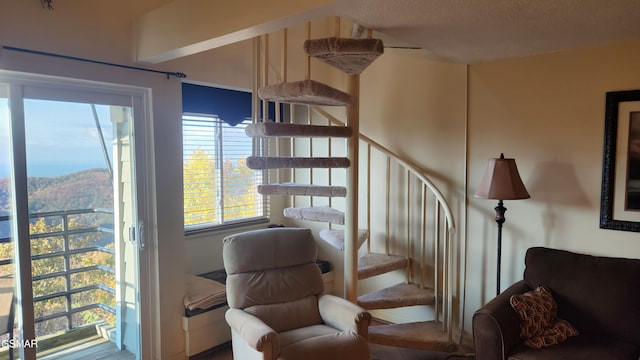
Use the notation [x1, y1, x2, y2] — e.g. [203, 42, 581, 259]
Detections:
[494, 200, 506, 296]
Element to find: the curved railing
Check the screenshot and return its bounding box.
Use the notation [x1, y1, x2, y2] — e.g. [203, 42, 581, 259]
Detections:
[309, 106, 462, 344]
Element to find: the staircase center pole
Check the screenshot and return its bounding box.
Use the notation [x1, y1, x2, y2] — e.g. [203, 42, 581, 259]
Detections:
[344, 74, 360, 303]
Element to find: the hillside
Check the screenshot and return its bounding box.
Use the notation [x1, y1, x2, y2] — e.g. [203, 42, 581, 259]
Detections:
[0, 168, 113, 238]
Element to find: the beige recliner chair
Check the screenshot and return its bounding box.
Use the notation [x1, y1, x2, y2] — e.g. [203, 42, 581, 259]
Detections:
[223, 227, 371, 360]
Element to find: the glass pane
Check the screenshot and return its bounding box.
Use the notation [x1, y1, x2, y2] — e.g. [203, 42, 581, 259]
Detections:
[0, 84, 17, 358]
[183, 115, 265, 229]
[3, 78, 142, 359]
[0, 88, 12, 275]
[20, 98, 133, 357]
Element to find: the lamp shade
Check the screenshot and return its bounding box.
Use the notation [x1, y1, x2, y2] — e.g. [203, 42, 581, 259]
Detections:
[475, 153, 530, 200]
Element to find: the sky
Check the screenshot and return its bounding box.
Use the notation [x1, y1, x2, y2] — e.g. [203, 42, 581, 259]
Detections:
[1, 98, 114, 178]
[2, 89, 255, 181]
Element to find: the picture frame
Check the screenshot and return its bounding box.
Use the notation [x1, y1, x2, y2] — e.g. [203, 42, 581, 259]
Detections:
[600, 89, 640, 232]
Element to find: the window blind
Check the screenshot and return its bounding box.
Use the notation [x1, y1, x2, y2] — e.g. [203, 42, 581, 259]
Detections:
[182, 115, 266, 230]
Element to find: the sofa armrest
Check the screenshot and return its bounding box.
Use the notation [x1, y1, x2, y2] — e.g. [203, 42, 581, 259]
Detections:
[225, 308, 280, 354]
[318, 294, 372, 338]
[472, 280, 530, 360]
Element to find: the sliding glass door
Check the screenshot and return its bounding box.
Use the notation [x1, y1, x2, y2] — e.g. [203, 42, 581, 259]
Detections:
[0, 71, 152, 360]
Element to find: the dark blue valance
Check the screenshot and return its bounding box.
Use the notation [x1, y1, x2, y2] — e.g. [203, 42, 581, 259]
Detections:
[182, 83, 251, 126]
[182, 83, 282, 126]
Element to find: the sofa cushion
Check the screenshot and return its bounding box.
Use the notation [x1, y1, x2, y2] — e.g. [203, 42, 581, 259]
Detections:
[523, 247, 640, 345]
[510, 286, 578, 349]
[508, 335, 640, 360]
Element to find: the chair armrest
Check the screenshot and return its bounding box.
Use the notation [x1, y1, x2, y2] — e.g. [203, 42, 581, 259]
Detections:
[318, 294, 372, 338]
[225, 308, 280, 354]
[472, 280, 530, 360]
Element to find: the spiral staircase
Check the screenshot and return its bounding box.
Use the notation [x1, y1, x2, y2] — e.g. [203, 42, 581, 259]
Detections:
[245, 21, 465, 353]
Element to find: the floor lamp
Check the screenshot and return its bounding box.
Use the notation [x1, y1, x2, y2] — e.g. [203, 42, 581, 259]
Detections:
[475, 153, 530, 296]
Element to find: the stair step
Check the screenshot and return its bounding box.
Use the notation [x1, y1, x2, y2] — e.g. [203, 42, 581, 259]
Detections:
[358, 282, 435, 310]
[304, 37, 384, 75]
[319, 229, 368, 251]
[246, 156, 350, 169]
[358, 253, 407, 280]
[284, 206, 344, 225]
[245, 122, 352, 138]
[258, 80, 354, 107]
[368, 321, 459, 352]
[258, 183, 346, 197]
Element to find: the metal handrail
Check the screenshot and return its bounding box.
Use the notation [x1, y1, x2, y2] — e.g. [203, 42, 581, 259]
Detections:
[0, 208, 116, 332]
[308, 106, 461, 344]
[311, 107, 457, 233]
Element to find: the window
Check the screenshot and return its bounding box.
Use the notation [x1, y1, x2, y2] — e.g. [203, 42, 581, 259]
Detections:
[182, 84, 267, 232]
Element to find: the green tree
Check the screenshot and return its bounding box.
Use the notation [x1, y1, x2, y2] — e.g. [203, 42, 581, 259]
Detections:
[0, 216, 115, 336]
[184, 148, 261, 226]
[224, 157, 260, 218]
[183, 148, 218, 225]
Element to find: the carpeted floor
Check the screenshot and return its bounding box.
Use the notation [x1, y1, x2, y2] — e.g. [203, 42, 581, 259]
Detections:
[192, 342, 473, 360]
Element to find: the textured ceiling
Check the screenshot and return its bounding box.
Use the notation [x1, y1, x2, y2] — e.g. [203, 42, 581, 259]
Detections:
[332, 0, 640, 63]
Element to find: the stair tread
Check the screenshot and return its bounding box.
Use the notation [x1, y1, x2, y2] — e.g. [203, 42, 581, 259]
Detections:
[246, 122, 352, 138]
[368, 321, 458, 352]
[358, 282, 435, 310]
[284, 206, 344, 225]
[358, 253, 407, 280]
[258, 183, 346, 197]
[246, 156, 350, 169]
[258, 80, 354, 106]
[304, 37, 384, 75]
[319, 228, 368, 251]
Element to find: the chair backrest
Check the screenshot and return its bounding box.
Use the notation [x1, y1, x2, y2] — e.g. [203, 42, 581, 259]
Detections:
[524, 247, 640, 345]
[223, 228, 325, 331]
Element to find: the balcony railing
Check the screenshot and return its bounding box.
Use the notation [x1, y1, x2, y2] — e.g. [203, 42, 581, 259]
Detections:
[0, 208, 115, 336]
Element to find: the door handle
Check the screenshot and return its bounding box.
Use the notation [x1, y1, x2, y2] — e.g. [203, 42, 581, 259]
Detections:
[129, 222, 146, 250]
[138, 221, 146, 250]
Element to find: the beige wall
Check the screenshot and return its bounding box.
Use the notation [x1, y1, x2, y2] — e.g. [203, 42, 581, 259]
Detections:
[466, 39, 640, 328]
[360, 48, 467, 221]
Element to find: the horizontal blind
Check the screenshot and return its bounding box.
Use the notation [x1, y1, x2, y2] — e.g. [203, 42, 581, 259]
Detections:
[183, 114, 265, 229]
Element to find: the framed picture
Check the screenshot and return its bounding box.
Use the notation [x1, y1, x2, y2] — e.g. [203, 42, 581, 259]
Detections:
[600, 89, 640, 232]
